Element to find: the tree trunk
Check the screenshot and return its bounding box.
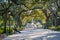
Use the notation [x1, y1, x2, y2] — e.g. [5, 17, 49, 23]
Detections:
[3, 13, 7, 33]
[3, 8, 8, 33]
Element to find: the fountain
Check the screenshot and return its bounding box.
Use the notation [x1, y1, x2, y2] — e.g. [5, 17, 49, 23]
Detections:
[25, 17, 37, 30]
[24, 17, 43, 30]
[36, 22, 43, 29]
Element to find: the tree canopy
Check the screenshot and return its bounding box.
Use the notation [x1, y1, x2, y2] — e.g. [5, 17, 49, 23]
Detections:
[0, 0, 60, 34]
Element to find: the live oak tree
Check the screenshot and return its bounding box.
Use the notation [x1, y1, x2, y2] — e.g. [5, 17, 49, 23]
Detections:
[0, 0, 60, 34]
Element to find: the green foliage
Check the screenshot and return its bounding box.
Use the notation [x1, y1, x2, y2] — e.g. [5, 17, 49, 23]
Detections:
[0, 0, 60, 34]
[56, 26, 60, 31]
[49, 26, 60, 31]
[0, 27, 4, 34]
[0, 30, 4, 34]
[49, 26, 56, 30]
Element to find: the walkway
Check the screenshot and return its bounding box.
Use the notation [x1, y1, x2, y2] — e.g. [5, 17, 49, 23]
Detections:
[3, 29, 60, 40]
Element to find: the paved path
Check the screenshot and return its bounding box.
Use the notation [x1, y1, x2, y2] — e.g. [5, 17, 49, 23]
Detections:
[3, 29, 60, 40]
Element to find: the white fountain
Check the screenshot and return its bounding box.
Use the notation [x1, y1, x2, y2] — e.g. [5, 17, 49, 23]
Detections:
[36, 22, 43, 29]
[25, 17, 37, 30]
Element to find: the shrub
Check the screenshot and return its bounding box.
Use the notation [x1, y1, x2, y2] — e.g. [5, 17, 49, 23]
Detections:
[56, 26, 60, 31]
